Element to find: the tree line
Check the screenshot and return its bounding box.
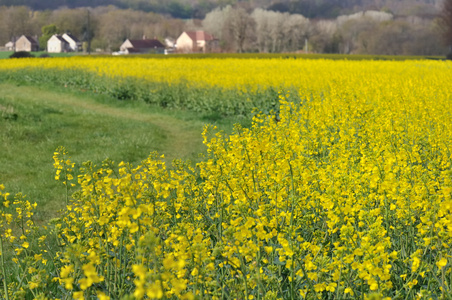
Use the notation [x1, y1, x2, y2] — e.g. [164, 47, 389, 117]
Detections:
[0, 3, 448, 56]
[0, 0, 442, 19]
[203, 6, 446, 55]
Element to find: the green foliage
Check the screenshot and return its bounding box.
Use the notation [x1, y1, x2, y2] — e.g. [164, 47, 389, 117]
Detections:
[0, 103, 18, 121]
[39, 24, 59, 50]
[0, 67, 285, 118]
[9, 51, 35, 59]
[0, 52, 79, 59]
[41, 24, 59, 36]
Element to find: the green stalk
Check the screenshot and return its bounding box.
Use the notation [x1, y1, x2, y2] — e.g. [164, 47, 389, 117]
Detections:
[0, 235, 10, 300]
[62, 153, 69, 207]
[442, 264, 446, 300]
[240, 255, 249, 300]
[297, 258, 316, 298]
[288, 160, 296, 300]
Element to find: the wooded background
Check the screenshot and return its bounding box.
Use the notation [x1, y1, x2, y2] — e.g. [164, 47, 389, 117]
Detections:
[0, 0, 447, 55]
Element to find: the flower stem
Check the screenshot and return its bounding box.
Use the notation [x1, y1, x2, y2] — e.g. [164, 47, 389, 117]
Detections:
[0, 235, 10, 300]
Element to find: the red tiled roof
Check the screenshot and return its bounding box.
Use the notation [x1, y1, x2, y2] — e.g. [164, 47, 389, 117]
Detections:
[185, 31, 215, 42]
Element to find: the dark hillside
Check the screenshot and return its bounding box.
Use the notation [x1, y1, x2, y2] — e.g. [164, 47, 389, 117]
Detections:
[0, 0, 440, 19]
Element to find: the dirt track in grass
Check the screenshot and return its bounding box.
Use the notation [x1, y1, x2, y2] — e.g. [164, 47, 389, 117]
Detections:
[0, 83, 205, 163]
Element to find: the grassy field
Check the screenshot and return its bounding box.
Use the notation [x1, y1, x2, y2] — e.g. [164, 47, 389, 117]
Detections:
[0, 82, 233, 221]
[1, 51, 445, 60]
[142, 52, 447, 60]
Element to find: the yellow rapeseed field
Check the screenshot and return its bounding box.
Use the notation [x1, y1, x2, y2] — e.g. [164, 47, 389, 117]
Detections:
[0, 57, 450, 91]
[1, 57, 452, 299]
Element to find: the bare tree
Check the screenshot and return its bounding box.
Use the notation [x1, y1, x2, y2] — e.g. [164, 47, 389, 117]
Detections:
[282, 13, 310, 52]
[309, 19, 338, 53]
[97, 10, 133, 51]
[251, 9, 283, 52]
[440, 0, 452, 56]
[336, 11, 392, 54]
[224, 7, 256, 53]
[52, 8, 87, 37]
[251, 9, 309, 53]
[1, 6, 33, 42]
[203, 6, 230, 41]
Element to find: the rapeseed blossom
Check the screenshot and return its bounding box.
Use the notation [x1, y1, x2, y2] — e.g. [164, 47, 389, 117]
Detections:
[1, 58, 452, 299]
[42, 86, 452, 298]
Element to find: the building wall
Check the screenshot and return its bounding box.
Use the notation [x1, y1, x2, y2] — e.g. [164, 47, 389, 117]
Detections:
[15, 36, 32, 52]
[5, 42, 14, 51]
[119, 40, 134, 52]
[47, 35, 64, 53]
[197, 40, 207, 52]
[176, 33, 194, 53]
[62, 34, 79, 51]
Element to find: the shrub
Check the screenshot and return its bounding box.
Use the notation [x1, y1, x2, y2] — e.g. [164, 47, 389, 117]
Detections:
[9, 51, 35, 59]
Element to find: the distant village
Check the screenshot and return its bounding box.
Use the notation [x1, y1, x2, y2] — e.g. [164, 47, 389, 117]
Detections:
[1, 3, 447, 57]
[4, 30, 219, 55]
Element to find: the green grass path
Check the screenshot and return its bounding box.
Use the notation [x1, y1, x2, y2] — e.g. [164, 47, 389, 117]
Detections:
[1, 83, 205, 161]
[0, 83, 206, 220]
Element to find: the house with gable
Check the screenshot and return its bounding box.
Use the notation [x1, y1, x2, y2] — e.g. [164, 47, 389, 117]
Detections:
[176, 31, 218, 53]
[47, 33, 81, 53]
[119, 37, 165, 54]
[47, 34, 70, 53]
[62, 33, 81, 52]
[5, 41, 14, 51]
[15, 35, 39, 52]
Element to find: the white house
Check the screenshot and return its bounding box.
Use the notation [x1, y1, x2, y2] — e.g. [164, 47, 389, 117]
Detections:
[15, 35, 39, 52]
[47, 34, 70, 53]
[176, 31, 218, 53]
[5, 41, 14, 51]
[47, 33, 81, 53]
[62, 33, 81, 52]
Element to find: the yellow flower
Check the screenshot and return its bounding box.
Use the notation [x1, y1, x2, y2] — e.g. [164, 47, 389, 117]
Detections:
[60, 265, 74, 278]
[412, 256, 420, 273]
[407, 279, 418, 288]
[436, 257, 448, 268]
[28, 281, 39, 289]
[73, 291, 84, 300]
[344, 287, 354, 295]
[97, 291, 110, 300]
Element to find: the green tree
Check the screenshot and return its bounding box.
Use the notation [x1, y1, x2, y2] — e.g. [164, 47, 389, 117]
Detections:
[39, 24, 59, 51]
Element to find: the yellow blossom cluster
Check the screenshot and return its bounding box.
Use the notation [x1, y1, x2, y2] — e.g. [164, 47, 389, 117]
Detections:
[1, 57, 451, 118]
[0, 57, 450, 93]
[0, 187, 49, 300]
[7, 85, 448, 298]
